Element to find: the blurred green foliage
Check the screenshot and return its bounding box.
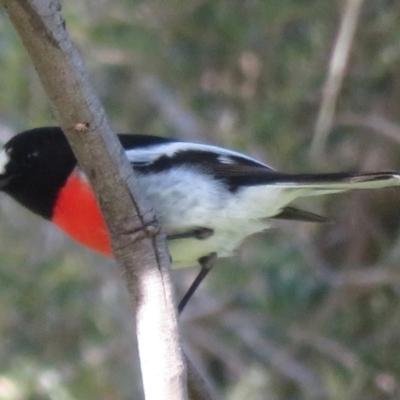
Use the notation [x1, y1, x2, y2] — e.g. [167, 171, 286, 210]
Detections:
[1, 0, 400, 399]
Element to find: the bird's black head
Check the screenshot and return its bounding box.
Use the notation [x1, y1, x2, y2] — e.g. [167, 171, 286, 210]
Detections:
[0, 127, 77, 219]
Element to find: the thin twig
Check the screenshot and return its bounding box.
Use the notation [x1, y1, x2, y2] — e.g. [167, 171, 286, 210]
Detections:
[311, 0, 365, 157]
[222, 311, 327, 399]
[337, 113, 400, 145]
[137, 75, 209, 142]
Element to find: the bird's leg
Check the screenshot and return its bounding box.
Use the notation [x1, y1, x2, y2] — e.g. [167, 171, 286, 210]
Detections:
[166, 227, 216, 313]
[178, 252, 217, 314]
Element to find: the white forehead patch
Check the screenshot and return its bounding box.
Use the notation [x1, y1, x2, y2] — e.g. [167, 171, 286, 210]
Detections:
[0, 149, 10, 175]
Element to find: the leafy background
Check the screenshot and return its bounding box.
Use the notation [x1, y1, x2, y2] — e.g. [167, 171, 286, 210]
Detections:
[1, 1, 400, 399]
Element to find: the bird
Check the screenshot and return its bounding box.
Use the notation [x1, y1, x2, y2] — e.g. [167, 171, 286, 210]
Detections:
[0, 126, 399, 312]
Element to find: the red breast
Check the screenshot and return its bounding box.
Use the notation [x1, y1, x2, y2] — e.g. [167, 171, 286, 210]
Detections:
[52, 170, 112, 256]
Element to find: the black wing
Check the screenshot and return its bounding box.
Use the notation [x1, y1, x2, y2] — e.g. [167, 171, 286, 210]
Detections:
[118, 134, 329, 223]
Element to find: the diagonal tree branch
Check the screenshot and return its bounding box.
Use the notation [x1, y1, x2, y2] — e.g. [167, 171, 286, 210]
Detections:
[310, 0, 364, 158]
[1, 0, 188, 398]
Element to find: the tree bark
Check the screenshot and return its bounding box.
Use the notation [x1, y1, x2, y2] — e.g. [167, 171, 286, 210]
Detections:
[1, 0, 188, 398]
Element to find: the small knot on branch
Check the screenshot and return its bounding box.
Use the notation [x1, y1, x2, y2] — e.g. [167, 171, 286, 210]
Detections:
[73, 122, 90, 132]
